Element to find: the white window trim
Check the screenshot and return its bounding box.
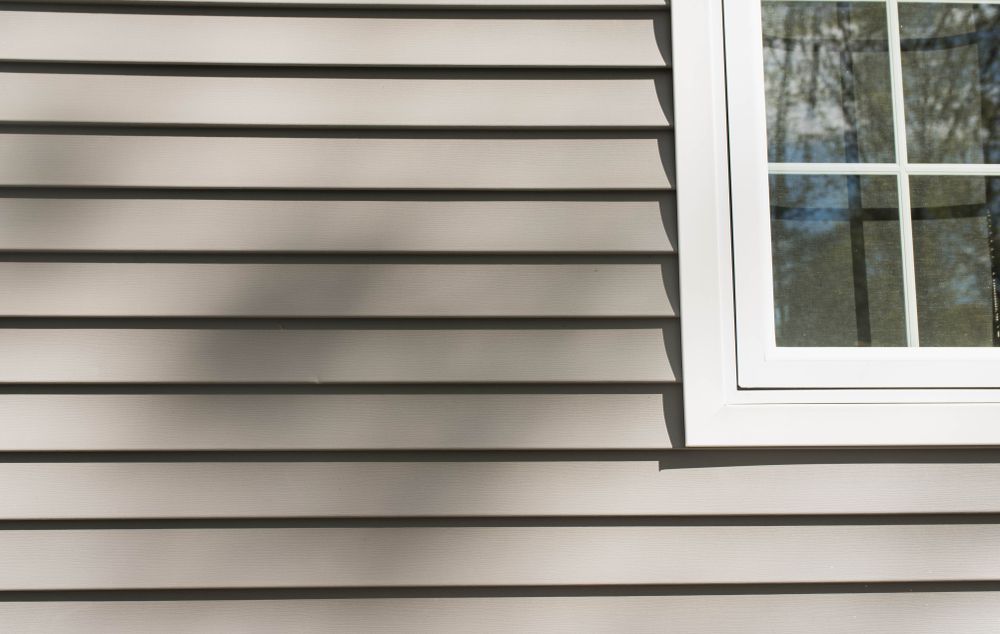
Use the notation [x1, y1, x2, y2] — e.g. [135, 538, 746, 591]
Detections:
[673, 0, 1000, 446]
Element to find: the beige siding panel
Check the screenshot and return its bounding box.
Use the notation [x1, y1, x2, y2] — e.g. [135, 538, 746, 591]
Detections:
[0, 72, 671, 128]
[0, 134, 672, 189]
[0, 593, 997, 634]
[2, 524, 1000, 588]
[0, 392, 679, 450]
[0, 10, 669, 67]
[0, 263, 677, 317]
[9, 459, 1000, 518]
[12, 1, 669, 7]
[0, 327, 678, 383]
[0, 197, 677, 253]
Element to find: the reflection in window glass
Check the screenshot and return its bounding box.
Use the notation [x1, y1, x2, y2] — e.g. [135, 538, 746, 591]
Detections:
[762, 1, 894, 163]
[758, 2, 1000, 349]
[911, 176, 1000, 346]
[900, 4, 1000, 164]
[770, 174, 906, 346]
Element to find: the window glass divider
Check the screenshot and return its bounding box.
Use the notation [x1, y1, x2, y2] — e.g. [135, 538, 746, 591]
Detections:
[886, 0, 922, 346]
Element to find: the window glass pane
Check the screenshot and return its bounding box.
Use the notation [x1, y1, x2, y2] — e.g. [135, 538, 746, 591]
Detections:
[762, 1, 895, 163]
[770, 174, 906, 346]
[900, 3, 1000, 164]
[911, 176, 1000, 346]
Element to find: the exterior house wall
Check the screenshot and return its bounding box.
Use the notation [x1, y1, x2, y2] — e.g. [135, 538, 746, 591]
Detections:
[0, 1, 998, 631]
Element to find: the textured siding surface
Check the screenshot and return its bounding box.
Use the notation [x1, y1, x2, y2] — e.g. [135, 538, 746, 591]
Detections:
[2, 1, 998, 632]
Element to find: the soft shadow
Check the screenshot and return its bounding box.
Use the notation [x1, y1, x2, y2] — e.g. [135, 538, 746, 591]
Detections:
[660, 447, 1000, 471]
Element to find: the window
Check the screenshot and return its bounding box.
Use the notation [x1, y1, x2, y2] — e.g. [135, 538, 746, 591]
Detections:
[673, 0, 1000, 445]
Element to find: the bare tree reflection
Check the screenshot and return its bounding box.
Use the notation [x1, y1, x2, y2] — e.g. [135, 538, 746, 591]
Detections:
[769, 173, 905, 347]
[763, 2, 894, 163]
[900, 3, 999, 164]
[762, 1, 1000, 347]
[911, 176, 1000, 346]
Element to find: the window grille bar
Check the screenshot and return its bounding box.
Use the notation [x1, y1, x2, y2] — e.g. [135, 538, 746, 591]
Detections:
[888, 0, 921, 346]
[768, 163, 1000, 176]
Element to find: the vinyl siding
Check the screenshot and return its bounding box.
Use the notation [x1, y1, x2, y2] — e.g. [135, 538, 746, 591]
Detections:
[1, 2, 998, 632]
[0, 194, 677, 252]
[0, 9, 669, 66]
[2, 591, 998, 634]
[0, 71, 673, 128]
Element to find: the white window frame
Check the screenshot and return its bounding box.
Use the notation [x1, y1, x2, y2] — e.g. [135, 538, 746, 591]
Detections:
[674, 0, 1000, 446]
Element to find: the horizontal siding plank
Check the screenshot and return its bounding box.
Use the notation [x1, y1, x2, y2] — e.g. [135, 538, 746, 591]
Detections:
[0, 593, 996, 634]
[7, 1, 670, 7]
[0, 392, 679, 450]
[0, 196, 677, 253]
[0, 10, 669, 67]
[2, 524, 999, 588]
[0, 327, 678, 383]
[0, 263, 677, 317]
[0, 134, 672, 189]
[0, 72, 671, 128]
[7, 459, 1000, 517]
